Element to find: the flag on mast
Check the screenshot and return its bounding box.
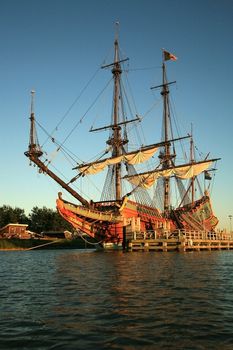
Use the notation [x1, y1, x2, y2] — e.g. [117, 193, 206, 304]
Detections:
[163, 50, 177, 61]
[204, 171, 212, 180]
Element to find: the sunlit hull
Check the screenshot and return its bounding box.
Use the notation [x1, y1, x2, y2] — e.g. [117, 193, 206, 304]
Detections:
[57, 193, 218, 246]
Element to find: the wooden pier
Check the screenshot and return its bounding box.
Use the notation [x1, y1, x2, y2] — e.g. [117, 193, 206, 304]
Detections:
[125, 230, 233, 252]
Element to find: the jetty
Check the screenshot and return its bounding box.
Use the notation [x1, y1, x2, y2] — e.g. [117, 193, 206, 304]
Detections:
[125, 230, 233, 252]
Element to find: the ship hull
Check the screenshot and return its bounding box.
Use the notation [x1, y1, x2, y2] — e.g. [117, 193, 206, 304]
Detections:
[173, 194, 219, 232]
[56, 193, 218, 247]
[56, 196, 175, 246]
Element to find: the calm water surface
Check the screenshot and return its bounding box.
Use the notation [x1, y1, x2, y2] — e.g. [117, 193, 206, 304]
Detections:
[0, 249, 233, 349]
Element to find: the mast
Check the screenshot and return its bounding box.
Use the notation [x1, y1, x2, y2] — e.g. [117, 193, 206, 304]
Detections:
[25, 91, 90, 207]
[102, 23, 126, 201]
[162, 62, 170, 215]
[159, 58, 177, 216]
[112, 35, 122, 200]
[151, 51, 176, 216]
[190, 124, 195, 204]
[27, 91, 43, 158]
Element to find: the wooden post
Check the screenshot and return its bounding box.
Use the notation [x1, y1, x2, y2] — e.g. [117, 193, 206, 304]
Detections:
[179, 239, 186, 252]
[122, 226, 126, 250]
[163, 241, 167, 252]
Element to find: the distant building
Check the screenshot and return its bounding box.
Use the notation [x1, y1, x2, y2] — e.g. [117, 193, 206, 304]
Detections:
[0, 223, 31, 239]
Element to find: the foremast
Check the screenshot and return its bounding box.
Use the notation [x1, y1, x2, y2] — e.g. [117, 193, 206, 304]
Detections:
[25, 91, 90, 207]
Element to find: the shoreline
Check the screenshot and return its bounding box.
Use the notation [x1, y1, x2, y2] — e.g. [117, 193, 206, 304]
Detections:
[0, 238, 95, 251]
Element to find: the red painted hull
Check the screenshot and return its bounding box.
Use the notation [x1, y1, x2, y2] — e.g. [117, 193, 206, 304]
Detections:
[56, 194, 218, 246]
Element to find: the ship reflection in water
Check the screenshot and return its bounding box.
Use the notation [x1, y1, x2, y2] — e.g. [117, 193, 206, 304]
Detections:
[1, 250, 233, 349]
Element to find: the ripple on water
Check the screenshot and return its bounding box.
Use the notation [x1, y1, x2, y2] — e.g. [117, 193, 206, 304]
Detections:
[1, 250, 233, 349]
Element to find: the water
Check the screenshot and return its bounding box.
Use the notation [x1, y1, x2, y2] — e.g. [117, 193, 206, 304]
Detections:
[0, 250, 233, 350]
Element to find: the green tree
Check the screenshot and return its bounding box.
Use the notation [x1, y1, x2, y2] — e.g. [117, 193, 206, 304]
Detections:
[0, 205, 73, 233]
[0, 205, 29, 228]
[28, 206, 72, 233]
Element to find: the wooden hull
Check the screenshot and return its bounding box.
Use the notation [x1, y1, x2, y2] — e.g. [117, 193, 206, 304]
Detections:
[56, 194, 218, 246]
[173, 194, 219, 231]
[56, 196, 173, 245]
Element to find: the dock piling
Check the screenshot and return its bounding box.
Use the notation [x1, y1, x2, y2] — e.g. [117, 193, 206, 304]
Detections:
[125, 230, 233, 252]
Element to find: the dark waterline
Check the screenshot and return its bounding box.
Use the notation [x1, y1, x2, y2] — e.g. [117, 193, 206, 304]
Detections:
[1, 250, 233, 349]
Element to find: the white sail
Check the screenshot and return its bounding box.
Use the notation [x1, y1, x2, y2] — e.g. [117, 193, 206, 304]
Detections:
[77, 146, 159, 175]
[126, 160, 213, 188]
[174, 161, 213, 179]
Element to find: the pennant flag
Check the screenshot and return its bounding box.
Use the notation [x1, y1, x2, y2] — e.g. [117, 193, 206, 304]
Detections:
[163, 50, 177, 61]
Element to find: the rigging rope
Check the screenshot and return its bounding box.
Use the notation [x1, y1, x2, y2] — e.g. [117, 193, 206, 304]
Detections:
[76, 229, 103, 246]
[42, 66, 101, 148]
[35, 119, 78, 164]
[59, 77, 113, 148]
[35, 77, 113, 168]
[125, 66, 160, 72]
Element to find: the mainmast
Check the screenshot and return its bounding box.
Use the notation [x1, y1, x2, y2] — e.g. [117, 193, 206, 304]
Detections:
[101, 24, 128, 201]
[112, 35, 122, 200]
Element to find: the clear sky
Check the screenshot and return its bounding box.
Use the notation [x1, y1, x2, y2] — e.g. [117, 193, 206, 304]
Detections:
[0, 0, 232, 230]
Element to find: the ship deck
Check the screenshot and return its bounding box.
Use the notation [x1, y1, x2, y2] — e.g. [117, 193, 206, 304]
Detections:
[125, 230, 233, 252]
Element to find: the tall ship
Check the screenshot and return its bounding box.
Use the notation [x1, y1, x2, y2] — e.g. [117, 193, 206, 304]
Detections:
[25, 29, 220, 248]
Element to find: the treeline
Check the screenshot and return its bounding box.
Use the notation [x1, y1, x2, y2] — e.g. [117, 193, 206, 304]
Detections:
[0, 205, 73, 233]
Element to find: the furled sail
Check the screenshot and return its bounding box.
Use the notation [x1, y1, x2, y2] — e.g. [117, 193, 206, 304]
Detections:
[76, 145, 159, 175]
[125, 159, 214, 189]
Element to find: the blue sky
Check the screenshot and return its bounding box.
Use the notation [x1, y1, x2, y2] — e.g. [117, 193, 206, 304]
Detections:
[0, 0, 232, 230]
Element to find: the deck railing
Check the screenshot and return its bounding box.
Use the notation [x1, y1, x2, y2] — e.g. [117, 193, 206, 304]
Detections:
[175, 229, 233, 241]
[126, 229, 233, 241]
